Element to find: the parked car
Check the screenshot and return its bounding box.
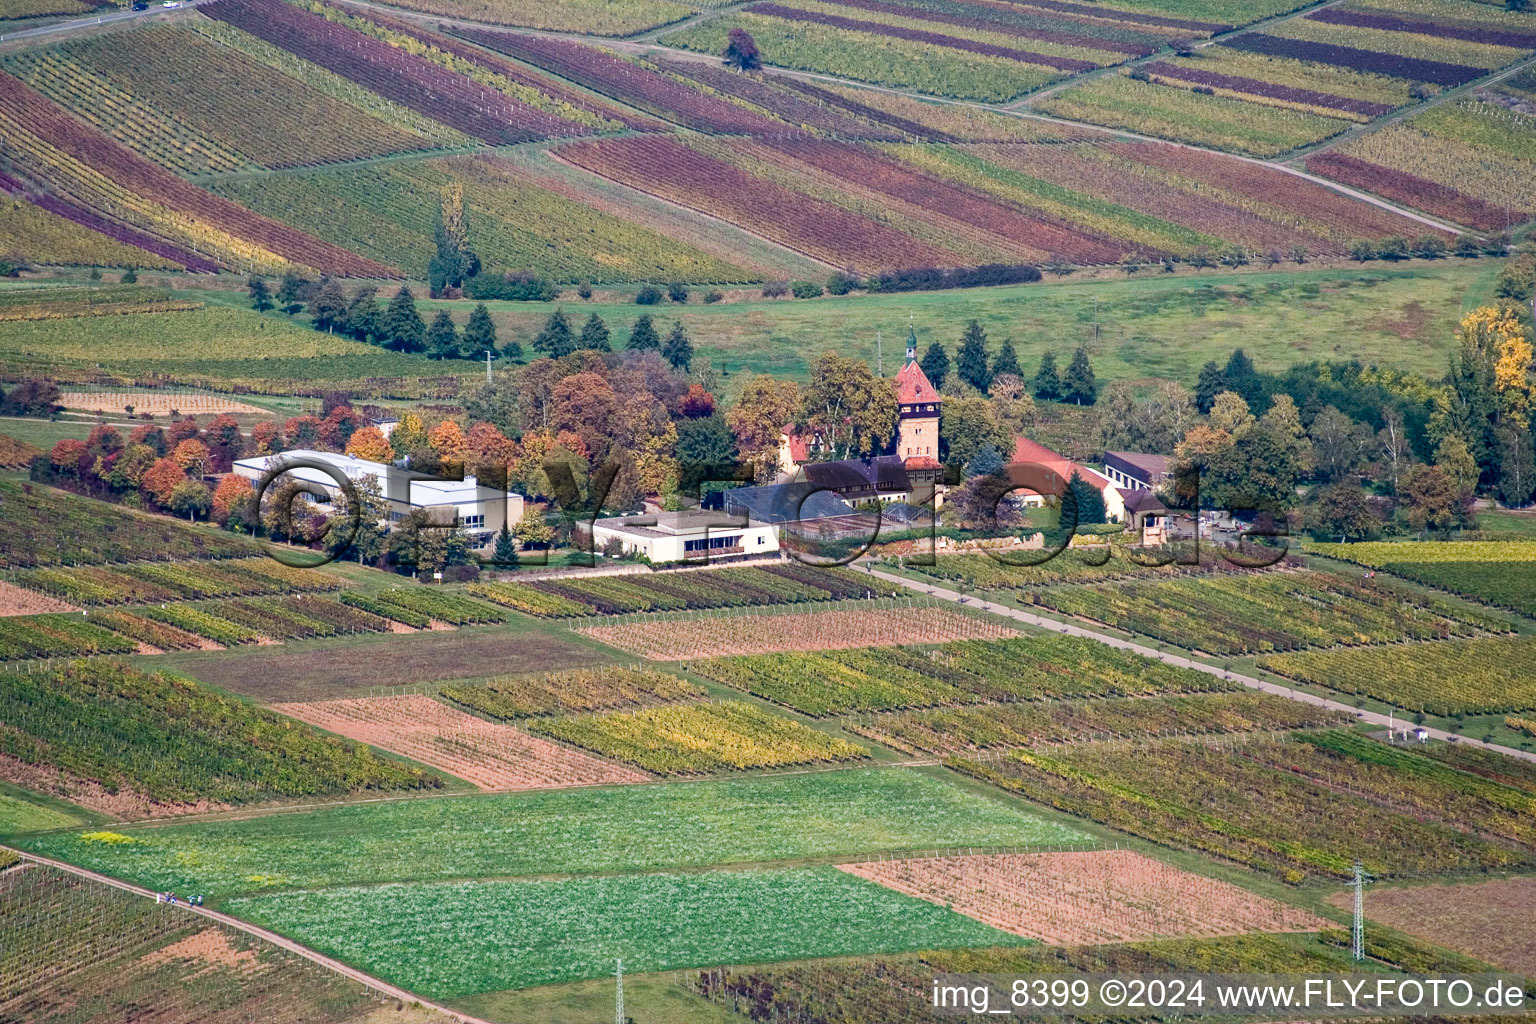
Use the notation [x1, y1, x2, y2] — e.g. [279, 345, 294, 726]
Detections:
[132, 2, 147, 9]
[162, 1, 180, 7]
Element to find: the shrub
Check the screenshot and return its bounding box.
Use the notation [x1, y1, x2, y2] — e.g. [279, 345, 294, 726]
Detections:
[667, 282, 689, 303]
[761, 280, 788, 298]
[464, 271, 557, 301]
[703, 289, 724, 304]
[875, 264, 1041, 293]
[826, 271, 860, 295]
[636, 285, 662, 305]
[790, 280, 824, 299]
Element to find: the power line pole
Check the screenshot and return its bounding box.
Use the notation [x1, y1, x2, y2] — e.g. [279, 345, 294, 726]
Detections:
[615, 958, 624, 1024]
[1349, 860, 1371, 961]
[877, 330, 883, 377]
[484, 350, 496, 384]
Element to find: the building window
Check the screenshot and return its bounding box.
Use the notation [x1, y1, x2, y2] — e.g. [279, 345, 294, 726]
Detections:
[684, 534, 743, 553]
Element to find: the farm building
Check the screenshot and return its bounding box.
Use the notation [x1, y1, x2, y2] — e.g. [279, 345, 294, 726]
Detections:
[1011, 436, 1126, 522]
[590, 509, 780, 563]
[231, 449, 524, 548]
[1102, 451, 1172, 491]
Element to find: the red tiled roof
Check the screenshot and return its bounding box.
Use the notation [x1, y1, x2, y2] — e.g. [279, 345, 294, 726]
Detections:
[904, 455, 942, 470]
[782, 425, 808, 463]
[896, 360, 939, 405]
[1011, 436, 1113, 492]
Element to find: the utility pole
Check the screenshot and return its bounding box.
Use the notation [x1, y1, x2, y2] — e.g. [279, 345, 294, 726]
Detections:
[484, 349, 496, 384]
[1349, 860, 1371, 961]
[615, 958, 624, 1024]
[877, 330, 883, 377]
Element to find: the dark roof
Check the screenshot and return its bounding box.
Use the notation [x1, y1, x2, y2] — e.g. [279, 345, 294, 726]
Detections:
[801, 455, 911, 493]
[1105, 451, 1171, 482]
[721, 483, 859, 524]
[1120, 487, 1169, 515]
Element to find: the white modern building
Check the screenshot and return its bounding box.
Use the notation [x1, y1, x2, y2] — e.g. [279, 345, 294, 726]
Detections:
[590, 509, 779, 563]
[231, 449, 524, 547]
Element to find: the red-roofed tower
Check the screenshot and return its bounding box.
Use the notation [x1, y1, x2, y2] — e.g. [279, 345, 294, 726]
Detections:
[894, 325, 939, 460]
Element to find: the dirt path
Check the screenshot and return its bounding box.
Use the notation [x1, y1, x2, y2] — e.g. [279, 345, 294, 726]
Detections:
[863, 565, 1536, 766]
[1, 846, 499, 1024]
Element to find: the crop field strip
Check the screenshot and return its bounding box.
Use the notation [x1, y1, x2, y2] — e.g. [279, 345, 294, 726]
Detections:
[1259, 634, 1536, 716]
[209, 154, 759, 286]
[850, 690, 1351, 754]
[526, 699, 871, 775]
[0, 305, 460, 398]
[952, 728, 1536, 881]
[0, 24, 442, 175]
[686, 929, 1484, 1024]
[224, 865, 1028, 996]
[656, 0, 1251, 103]
[575, 602, 1019, 658]
[436, 662, 873, 776]
[0, 660, 437, 818]
[1035, 0, 1536, 159]
[691, 634, 1232, 716]
[270, 694, 652, 790]
[1311, 539, 1536, 614]
[0, 72, 392, 277]
[0, 481, 253, 568]
[1, 864, 420, 1024]
[471, 563, 882, 616]
[440, 665, 705, 718]
[1329, 875, 1536, 977]
[1025, 569, 1512, 655]
[841, 849, 1325, 944]
[14, 769, 1086, 897]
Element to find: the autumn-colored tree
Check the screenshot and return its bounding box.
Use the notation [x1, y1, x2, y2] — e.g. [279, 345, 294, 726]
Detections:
[284, 414, 323, 449]
[391, 412, 429, 455]
[171, 438, 211, 475]
[727, 374, 803, 477]
[250, 421, 282, 455]
[85, 424, 123, 459]
[804, 352, 897, 458]
[346, 425, 396, 463]
[211, 473, 255, 527]
[129, 423, 167, 455]
[167, 416, 201, 446]
[320, 405, 365, 450]
[466, 422, 519, 484]
[141, 457, 187, 506]
[205, 413, 244, 469]
[679, 382, 715, 419]
[551, 372, 619, 462]
[429, 420, 469, 475]
[724, 26, 761, 69]
[1207, 391, 1255, 437]
[104, 443, 157, 491]
[50, 439, 87, 477]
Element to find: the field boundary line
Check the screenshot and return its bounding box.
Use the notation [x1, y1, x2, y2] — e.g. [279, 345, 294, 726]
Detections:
[0, 846, 499, 1024]
[862, 565, 1536, 765]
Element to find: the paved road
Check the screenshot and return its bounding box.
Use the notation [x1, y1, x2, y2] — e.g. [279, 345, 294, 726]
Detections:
[864, 565, 1536, 766]
[0, 0, 213, 44]
[2, 847, 500, 1024]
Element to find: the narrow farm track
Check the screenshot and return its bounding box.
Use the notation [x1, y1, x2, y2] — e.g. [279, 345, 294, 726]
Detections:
[0, 847, 501, 1024]
[863, 566, 1536, 766]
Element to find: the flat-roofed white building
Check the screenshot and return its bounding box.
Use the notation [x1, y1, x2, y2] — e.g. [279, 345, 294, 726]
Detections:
[591, 509, 779, 564]
[231, 449, 523, 547]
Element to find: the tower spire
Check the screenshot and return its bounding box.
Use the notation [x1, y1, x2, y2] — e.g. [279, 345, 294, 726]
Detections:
[906, 315, 917, 363]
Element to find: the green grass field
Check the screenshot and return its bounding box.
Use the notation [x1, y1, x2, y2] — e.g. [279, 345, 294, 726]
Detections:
[16, 768, 1082, 898]
[0, 785, 92, 834]
[227, 866, 1024, 996]
[424, 260, 1500, 386]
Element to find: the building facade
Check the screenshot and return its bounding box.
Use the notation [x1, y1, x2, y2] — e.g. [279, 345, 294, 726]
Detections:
[591, 509, 779, 563]
[231, 449, 524, 548]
